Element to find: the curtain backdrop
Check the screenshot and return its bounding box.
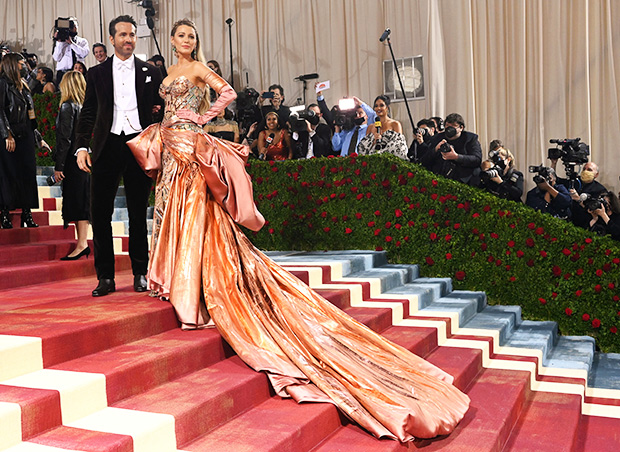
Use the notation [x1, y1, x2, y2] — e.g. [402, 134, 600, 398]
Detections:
[3, 0, 620, 192]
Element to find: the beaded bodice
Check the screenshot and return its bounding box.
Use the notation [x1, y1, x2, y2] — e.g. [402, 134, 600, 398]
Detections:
[159, 76, 205, 123]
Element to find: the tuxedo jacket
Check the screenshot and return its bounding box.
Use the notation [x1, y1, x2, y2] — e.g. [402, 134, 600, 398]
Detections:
[74, 56, 164, 162]
[292, 123, 334, 158]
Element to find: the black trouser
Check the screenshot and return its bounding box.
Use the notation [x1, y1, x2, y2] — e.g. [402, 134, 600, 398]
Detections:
[90, 132, 152, 280]
[0, 128, 38, 209]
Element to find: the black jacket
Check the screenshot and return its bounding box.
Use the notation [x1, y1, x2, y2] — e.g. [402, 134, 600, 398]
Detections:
[54, 101, 81, 171]
[0, 76, 37, 140]
[419, 130, 482, 184]
[292, 123, 334, 158]
[74, 56, 164, 162]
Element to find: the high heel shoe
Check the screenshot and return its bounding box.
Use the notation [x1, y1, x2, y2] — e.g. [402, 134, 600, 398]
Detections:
[60, 247, 91, 261]
[20, 209, 38, 228]
[0, 208, 12, 229]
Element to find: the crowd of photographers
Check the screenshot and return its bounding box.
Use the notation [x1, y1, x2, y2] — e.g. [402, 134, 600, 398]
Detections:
[2, 16, 619, 241]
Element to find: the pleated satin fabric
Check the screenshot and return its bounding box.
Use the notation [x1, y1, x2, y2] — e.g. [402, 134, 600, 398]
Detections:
[145, 76, 470, 441]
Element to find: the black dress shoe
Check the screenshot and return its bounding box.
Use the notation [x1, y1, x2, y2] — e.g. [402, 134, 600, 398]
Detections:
[134, 275, 148, 292]
[92, 279, 116, 297]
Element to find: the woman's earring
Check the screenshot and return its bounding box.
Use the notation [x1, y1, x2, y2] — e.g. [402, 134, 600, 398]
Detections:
[172, 46, 177, 54]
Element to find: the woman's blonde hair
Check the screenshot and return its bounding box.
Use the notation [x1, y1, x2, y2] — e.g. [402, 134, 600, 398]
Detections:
[59, 71, 86, 105]
[495, 147, 515, 168]
[171, 18, 210, 114]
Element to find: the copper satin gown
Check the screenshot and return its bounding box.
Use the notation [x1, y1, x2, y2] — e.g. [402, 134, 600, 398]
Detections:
[145, 75, 470, 442]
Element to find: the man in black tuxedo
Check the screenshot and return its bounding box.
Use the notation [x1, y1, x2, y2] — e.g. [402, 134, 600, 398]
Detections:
[75, 15, 163, 297]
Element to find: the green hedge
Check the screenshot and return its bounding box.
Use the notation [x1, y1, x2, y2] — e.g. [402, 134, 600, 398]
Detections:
[244, 154, 620, 353]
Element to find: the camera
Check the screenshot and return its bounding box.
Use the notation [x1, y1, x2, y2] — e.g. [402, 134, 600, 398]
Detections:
[547, 138, 589, 164]
[289, 108, 320, 133]
[529, 164, 552, 184]
[261, 91, 275, 99]
[54, 17, 78, 42]
[480, 167, 500, 182]
[413, 127, 428, 137]
[582, 194, 607, 211]
[46, 174, 59, 186]
[235, 87, 260, 129]
[331, 104, 362, 131]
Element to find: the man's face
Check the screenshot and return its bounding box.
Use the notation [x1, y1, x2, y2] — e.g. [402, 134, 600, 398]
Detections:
[109, 22, 136, 60]
[583, 162, 599, 177]
[309, 105, 321, 117]
[444, 121, 463, 140]
[93, 46, 107, 63]
[355, 107, 367, 125]
[270, 88, 282, 107]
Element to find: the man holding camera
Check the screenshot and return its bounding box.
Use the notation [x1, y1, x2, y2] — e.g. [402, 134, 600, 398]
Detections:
[551, 159, 607, 229]
[290, 103, 333, 159]
[259, 84, 291, 123]
[477, 140, 524, 202]
[52, 17, 89, 84]
[408, 118, 435, 162]
[419, 113, 482, 185]
[331, 97, 374, 157]
[525, 167, 572, 218]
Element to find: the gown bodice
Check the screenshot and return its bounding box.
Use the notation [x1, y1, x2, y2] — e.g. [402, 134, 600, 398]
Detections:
[159, 76, 205, 124]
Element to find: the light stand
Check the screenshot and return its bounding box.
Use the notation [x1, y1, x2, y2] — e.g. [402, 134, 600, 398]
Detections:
[225, 18, 234, 89]
[145, 6, 161, 55]
[382, 31, 415, 140]
[294, 73, 319, 107]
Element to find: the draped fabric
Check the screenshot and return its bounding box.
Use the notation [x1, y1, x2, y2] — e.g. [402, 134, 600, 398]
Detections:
[142, 74, 470, 441]
[5, 0, 620, 195]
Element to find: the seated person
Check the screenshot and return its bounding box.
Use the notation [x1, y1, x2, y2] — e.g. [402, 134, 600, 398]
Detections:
[257, 111, 292, 161]
[290, 103, 333, 158]
[478, 143, 523, 202]
[357, 95, 408, 160]
[204, 108, 239, 143]
[419, 113, 482, 185]
[525, 167, 571, 219]
[259, 84, 291, 123]
[587, 191, 620, 241]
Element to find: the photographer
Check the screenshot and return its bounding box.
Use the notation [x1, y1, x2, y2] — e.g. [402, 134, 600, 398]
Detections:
[290, 103, 333, 158]
[52, 17, 89, 84]
[478, 143, 524, 202]
[419, 113, 482, 185]
[586, 191, 620, 241]
[551, 159, 607, 229]
[331, 97, 375, 156]
[408, 118, 435, 162]
[259, 84, 291, 123]
[525, 167, 571, 219]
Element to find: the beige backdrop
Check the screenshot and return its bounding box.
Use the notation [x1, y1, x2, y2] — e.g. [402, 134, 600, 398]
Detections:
[3, 0, 620, 193]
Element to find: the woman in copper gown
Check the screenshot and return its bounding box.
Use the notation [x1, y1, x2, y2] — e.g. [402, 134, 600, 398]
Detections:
[140, 18, 469, 442]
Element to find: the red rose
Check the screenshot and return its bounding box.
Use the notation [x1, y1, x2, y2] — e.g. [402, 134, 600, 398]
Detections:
[595, 284, 602, 293]
[592, 318, 601, 328]
[445, 234, 452, 242]
[605, 249, 612, 256]
[483, 205, 490, 212]
[374, 210, 381, 216]
[552, 266, 562, 277]
[490, 233, 499, 239]
[455, 271, 466, 281]
[552, 292, 558, 298]
[428, 209, 435, 216]
[565, 308, 573, 316]
[582, 313, 590, 321]
[385, 236, 392, 242]
[509, 276, 516, 282]
[374, 229, 381, 236]
[540, 251, 548, 257]
[596, 269, 603, 277]
[355, 213, 362, 219]
[526, 259, 535, 267]
[613, 258, 620, 264]
[525, 238, 535, 247]
[611, 327, 618, 334]
[535, 227, 544, 235]
[430, 232, 438, 241]
[507, 240, 515, 248]
[367, 221, 375, 227]
[446, 253, 452, 260]
[426, 257, 435, 265]
[585, 238, 593, 244]
[527, 223, 536, 230]
[394, 223, 402, 230]
[539, 298, 547, 305]
[576, 290, 582, 297]
[431, 179, 438, 187]
[345, 228, 353, 234]
[395, 209, 403, 217]
[481, 243, 488, 251]
[516, 250, 524, 258]
[472, 213, 480, 218]
[609, 283, 616, 290]
[268, 228, 275, 234]
[375, 246, 383, 251]
[323, 227, 331, 232]
[454, 223, 461, 230]
[576, 268, 584, 275]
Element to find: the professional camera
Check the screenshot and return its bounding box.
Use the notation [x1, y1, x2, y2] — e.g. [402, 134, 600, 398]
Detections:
[413, 127, 428, 137]
[235, 87, 260, 130]
[528, 164, 552, 184]
[289, 108, 320, 133]
[330, 106, 357, 131]
[547, 138, 589, 164]
[582, 194, 607, 212]
[54, 17, 78, 42]
[480, 167, 500, 182]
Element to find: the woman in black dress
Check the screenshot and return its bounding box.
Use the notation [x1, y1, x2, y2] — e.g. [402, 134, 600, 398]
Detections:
[53, 70, 90, 259]
[0, 53, 50, 228]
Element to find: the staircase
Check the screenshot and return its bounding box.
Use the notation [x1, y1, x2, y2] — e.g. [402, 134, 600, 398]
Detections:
[0, 173, 619, 451]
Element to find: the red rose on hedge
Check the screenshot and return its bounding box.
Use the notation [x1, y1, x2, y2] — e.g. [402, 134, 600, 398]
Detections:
[455, 271, 466, 281]
[592, 319, 601, 328]
[582, 313, 590, 321]
[565, 308, 573, 316]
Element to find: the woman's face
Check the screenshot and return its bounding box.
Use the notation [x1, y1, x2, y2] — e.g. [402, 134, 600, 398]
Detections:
[171, 25, 197, 57]
[73, 63, 84, 73]
[36, 68, 44, 81]
[374, 99, 388, 116]
[266, 114, 279, 130]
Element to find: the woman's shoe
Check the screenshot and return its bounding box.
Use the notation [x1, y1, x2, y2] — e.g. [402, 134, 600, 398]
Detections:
[20, 209, 39, 228]
[60, 247, 91, 261]
[0, 209, 12, 229]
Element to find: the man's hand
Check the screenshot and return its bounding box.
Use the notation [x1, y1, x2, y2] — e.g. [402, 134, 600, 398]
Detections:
[54, 170, 65, 182]
[152, 105, 161, 115]
[76, 150, 92, 173]
[569, 188, 581, 202]
[415, 131, 424, 144]
[441, 147, 458, 160]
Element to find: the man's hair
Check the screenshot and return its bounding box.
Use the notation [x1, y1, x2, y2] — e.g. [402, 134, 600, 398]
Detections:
[307, 103, 319, 110]
[417, 119, 433, 128]
[268, 84, 284, 96]
[149, 54, 165, 65]
[489, 139, 503, 151]
[92, 43, 107, 53]
[109, 15, 136, 37]
[445, 113, 465, 128]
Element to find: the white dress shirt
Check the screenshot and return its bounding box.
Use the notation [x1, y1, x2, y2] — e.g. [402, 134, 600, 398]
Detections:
[52, 36, 90, 71]
[110, 55, 142, 135]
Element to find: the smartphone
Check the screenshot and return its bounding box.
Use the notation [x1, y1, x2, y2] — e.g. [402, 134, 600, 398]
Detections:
[262, 91, 275, 99]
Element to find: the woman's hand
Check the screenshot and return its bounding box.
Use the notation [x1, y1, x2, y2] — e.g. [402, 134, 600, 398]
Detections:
[40, 140, 51, 152]
[5, 134, 15, 152]
[177, 109, 208, 125]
